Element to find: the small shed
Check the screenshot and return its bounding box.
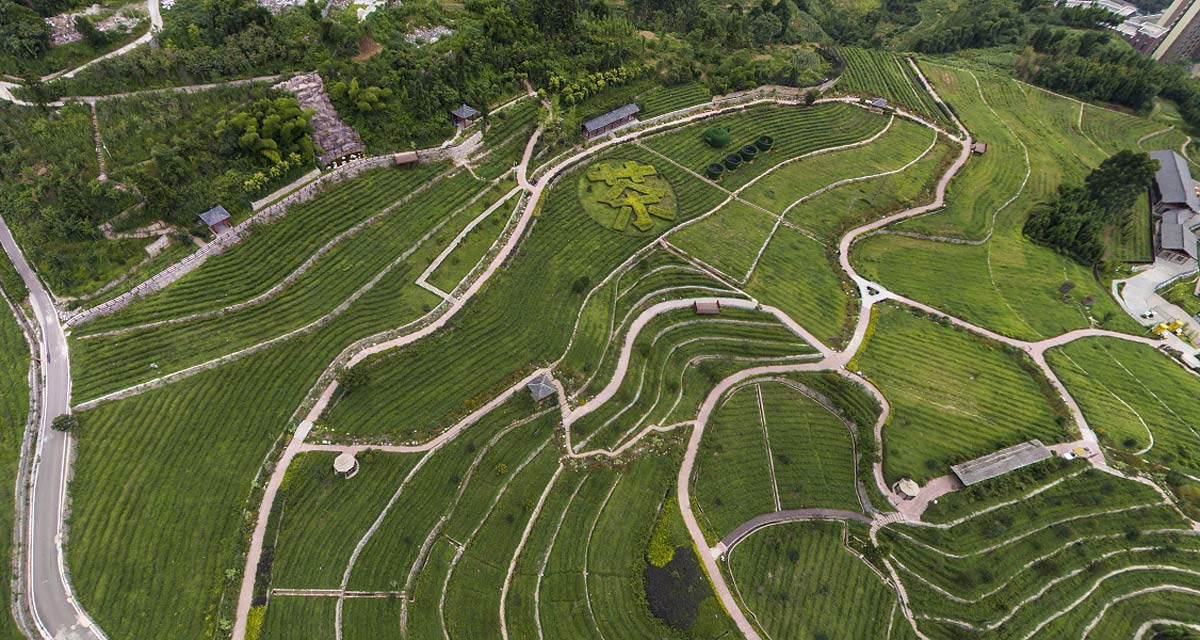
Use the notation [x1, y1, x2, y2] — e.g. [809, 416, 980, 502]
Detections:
[333, 452, 359, 479]
[581, 103, 641, 140]
[451, 103, 480, 128]
[694, 300, 721, 315]
[895, 478, 920, 500]
[868, 97, 888, 113]
[393, 151, 419, 166]
[198, 205, 233, 236]
[950, 440, 1051, 486]
[527, 373, 556, 403]
[971, 142, 988, 155]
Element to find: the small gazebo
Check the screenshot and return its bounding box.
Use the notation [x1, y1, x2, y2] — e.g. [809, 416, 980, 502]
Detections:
[333, 452, 359, 479]
[895, 478, 920, 500]
[450, 104, 479, 128]
[198, 205, 233, 236]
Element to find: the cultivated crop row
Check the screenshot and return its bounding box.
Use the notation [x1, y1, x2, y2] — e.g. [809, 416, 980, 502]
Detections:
[837, 47, 949, 127]
[0, 299, 30, 640]
[475, 99, 543, 181]
[855, 304, 1065, 484]
[642, 102, 888, 190]
[71, 173, 498, 399]
[728, 521, 897, 639]
[321, 146, 729, 439]
[635, 82, 713, 118]
[759, 382, 861, 512]
[79, 163, 448, 334]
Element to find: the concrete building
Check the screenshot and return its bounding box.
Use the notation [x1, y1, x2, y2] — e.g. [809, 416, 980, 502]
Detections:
[581, 103, 640, 140]
[950, 440, 1052, 486]
[1150, 149, 1200, 259]
[1153, 0, 1200, 61]
[198, 205, 233, 236]
[333, 452, 359, 479]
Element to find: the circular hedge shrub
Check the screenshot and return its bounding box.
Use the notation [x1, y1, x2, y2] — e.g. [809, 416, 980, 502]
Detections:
[739, 145, 758, 162]
[702, 127, 732, 148]
[755, 135, 774, 151]
[705, 163, 725, 180]
[723, 154, 742, 170]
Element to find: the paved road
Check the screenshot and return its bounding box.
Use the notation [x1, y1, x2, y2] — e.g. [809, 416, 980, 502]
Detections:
[0, 216, 103, 639]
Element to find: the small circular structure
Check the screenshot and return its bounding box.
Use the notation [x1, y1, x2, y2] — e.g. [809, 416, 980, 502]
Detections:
[895, 478, 919, 500]
[334, 452, 360, 479]
[755, 135, 774, 152]
[739, 145, 758, 163]
[705, 163, 725, 181]
[723, 154, 742, 171]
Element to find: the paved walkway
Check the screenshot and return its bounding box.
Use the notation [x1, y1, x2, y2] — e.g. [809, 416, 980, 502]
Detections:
[716, 509, 873, 556]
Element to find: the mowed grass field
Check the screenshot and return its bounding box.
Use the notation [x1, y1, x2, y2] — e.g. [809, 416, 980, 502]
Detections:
[854, 62, 1146, 340]
[0, 293, 29, 640]
[1046, 337, 1200, 478]
[728, 521, 897, 639]
[882, 469, 1196, 639]
[855, 304, 1067, 484]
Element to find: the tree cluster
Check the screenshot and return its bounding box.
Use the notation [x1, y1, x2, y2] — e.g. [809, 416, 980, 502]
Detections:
[213, 97, 315, 165]
[1024, 150, 1158, 265]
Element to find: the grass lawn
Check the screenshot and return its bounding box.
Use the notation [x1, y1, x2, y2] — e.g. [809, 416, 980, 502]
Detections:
[855, 304, 1068, 484]
[728, 521, 896, 639]
[1046, 337, 1200, 478]
[1159, 276, 1200, 317]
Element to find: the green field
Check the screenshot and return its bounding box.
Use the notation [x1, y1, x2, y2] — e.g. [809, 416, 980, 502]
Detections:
[667, 199, 776, 280]
[568, 306, 817, 451]
[71, 172, 505, 400]
[474, 99, 543, 180]
[425, 192, 517, 294]
[0, 291, 29, 640]
[855, 304, 1067, 484]
[75, 164, 447, 334]
[258, 596, 336, 639]
[693, 381, 863, 542]
[635, 82, 713, 118]
[837, 47, 949, 126]
[269, 451, 421, 588]
[1046, 337, 1200, 477]
[883, 468, 1196, 639]
[854, 63, 1146, 340]
[643, 102, 889, 189]
[728, 521, 897, 639]
[320, 143, 731, 440]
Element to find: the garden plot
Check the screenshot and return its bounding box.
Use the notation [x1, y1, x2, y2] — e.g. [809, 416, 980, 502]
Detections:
[855, 304, 1066, 484]
[728, 521, 897, 639]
